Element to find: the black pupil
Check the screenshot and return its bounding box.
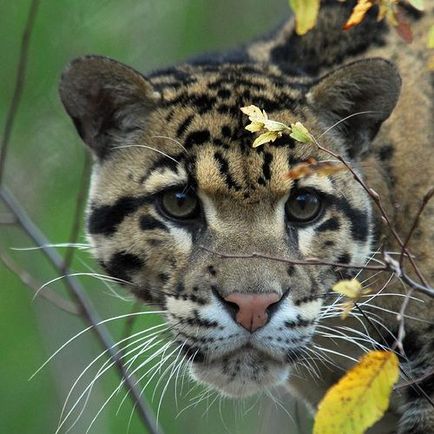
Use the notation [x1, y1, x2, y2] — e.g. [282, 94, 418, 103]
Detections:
[162, 190, 198, 218]
[288, 191, 320, 221]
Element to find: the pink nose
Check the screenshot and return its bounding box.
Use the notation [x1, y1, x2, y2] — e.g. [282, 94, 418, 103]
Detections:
[224, 292, 281, 332]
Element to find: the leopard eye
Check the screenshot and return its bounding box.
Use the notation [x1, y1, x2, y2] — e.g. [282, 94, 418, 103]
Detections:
[286, 189, 322, 223]
[159, 189, 200, 220]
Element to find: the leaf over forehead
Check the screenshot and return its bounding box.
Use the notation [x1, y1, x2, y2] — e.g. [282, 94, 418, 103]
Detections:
[252, 131, 281, 148]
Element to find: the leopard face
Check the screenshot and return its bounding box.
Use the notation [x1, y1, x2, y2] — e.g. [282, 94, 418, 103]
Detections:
[60, 56, 400, 397]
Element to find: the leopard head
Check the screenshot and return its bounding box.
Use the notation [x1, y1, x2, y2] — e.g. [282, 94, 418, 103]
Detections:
[59, 55, 400, 397]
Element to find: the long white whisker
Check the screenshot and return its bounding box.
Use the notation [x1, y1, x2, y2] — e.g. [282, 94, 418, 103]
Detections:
[113, 145, 180, 164]
[30, 310, 165, 380]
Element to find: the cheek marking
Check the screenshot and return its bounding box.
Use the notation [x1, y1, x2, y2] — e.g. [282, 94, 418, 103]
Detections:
[297, 226, 315, 256]
[198, 192, 218, 228]
[168, 225, 193, 252]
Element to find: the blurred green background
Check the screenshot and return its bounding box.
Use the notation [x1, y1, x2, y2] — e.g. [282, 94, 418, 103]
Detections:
[0, 1, 312, 433]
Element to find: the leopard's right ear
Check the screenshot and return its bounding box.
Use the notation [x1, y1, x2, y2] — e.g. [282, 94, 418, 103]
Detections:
[59, 55, 160, 159]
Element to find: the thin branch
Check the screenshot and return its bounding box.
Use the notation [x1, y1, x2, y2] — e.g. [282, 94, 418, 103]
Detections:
[399, 187, 434, 268]
[0, 0, 40, 184]
[201, 246, 387, 271]
[0, 248, 80, 315]
[0, 186, 163, 434]
[311, 136, 430, 288]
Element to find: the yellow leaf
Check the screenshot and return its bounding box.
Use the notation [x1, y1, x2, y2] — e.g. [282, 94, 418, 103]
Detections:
[332, 278, 371, 319]
[245, 121, 265, 133]
[428, 55, 434, 70]
[289, 121, 314, 144]
[263, 119, 290, 133]
[289, 0, 320, 35]
[333, 279, 363, 299]
[428, 24, 434, 49]
[343, 0, 374, 30]
[252, 131, 281, 148]
[314, 351, 400, 434]
[240, 105, 263, 120]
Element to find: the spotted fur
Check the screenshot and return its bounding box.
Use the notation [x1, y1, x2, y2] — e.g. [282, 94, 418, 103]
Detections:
[60, 1, 434, 432]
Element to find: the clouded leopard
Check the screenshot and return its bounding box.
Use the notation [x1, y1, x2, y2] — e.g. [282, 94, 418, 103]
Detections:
[59, 1, 434, 432]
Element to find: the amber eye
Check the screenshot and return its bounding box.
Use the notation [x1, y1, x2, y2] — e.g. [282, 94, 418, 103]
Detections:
[159, 189, 200, 220]
[286, 189, 322, 223]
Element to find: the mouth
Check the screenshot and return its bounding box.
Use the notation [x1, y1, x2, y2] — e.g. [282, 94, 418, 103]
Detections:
[190, 346, 291, 397]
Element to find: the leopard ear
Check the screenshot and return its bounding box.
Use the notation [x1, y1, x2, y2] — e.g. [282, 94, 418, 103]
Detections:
[307, 58, 401, 157]
[59, 55, 160, 159]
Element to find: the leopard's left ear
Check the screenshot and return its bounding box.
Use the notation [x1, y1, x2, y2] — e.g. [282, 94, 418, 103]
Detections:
[307, 58, 401, 157]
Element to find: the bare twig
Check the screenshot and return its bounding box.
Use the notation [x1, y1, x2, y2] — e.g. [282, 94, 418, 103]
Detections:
[0, 186, 163, 434]
[0, 248, 80, 315]
[0, 0, 40, 184]
[399, 187, 434, 269]
[200, 246, 387, 271]
[311, 136, 430, 288]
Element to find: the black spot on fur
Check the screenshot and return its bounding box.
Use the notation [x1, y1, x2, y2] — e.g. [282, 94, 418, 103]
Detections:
[158, 273, 169, 283]
[317, 217, 340, 232]
[88, 196, 151, 236]
[139, 215, 167, 231]
[104, 251, 144, 281]
[221, 125, 232, 138]
[378, 143, 394, 161]
[184, 130, 210, 148]
[214, 151, 242, 191]
[207, 265, 217, 276]
[176, 282, 185, 293]
[337, 253, 351, 264]
[262, 152, 273, 180]
[176, 114, 195, 137]
[323, 240, 335, 247]
[217, 88, 231, 99]
[287, 265, 295, 276]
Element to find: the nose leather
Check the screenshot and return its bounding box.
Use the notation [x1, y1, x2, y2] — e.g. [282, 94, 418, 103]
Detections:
[224, 292, 281, 332]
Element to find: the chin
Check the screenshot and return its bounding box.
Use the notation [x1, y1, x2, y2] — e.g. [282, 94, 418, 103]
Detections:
[189, 349, 290, 398]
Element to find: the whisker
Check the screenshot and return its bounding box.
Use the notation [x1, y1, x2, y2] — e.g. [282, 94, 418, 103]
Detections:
[151, 135, 188, 153]
[113, 144, 180, 164]
[30, 310, 165, 380]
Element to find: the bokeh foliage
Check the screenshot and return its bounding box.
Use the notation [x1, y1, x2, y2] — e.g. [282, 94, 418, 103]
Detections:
[0, 1, 312, 433]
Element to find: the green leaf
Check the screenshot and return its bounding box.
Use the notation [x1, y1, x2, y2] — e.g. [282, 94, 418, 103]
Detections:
[288, 0, 320, 35]
[289, 121, 314, 144]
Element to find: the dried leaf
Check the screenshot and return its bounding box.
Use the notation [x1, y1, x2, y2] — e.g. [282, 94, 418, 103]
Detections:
[289, 121, 314, 144]
[289, 0, 320, 35]
[314, 351, 400, 434]
[252, 131, 281, 148]
[428, 55, 434, 71]
[407, 0, 424, 11]
[286, 160, 346, 181]
[428, 24, 434, 48]
[343, 0, 374, 30]
[394, 10, 413, 43]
